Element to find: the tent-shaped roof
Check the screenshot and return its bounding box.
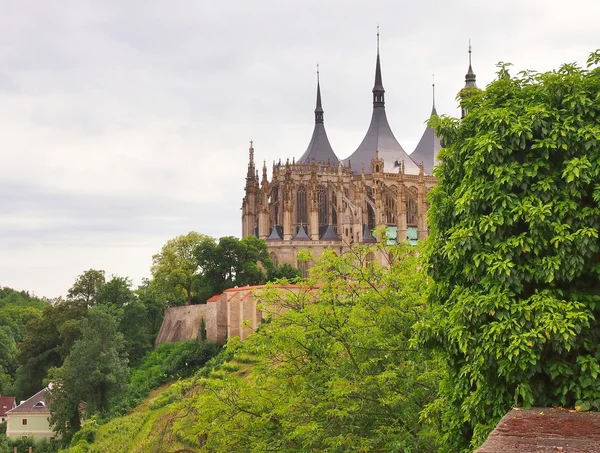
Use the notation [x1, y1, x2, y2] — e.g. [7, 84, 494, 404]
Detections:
[297, 74, 339, 165]
[410, 87, 442, 175]
[343, 48, 420, 175]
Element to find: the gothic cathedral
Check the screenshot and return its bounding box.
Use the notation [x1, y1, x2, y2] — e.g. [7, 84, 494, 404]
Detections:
[241, 41, 477, 272]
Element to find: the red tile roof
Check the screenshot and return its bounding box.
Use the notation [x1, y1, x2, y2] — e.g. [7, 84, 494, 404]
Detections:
[0, 396, 16, 416]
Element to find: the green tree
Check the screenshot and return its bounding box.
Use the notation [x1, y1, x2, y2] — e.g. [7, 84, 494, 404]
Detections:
[169, 243, 443, 451]
[151, 232, 211, 305]
[47, 307, 129, 442]
[0, 287, 48, 394]
[67, 269, 106, 307]
[96, 276, 135, 308]
[195, 235, 289, 298]
[15, 302, 86, 400]
[135, 278, 168, 338]
[425, 50, 600, 450]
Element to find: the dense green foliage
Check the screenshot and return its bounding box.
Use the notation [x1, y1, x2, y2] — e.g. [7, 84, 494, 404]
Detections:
[48, 308, 130, 442]
[64, 343, 221, 452]
[122, 340, 219, 410]
[195, 235, 300, 298]
[0, 435, 58, 453]
[60, 244, 444, 452]
[425, 50, 600, 450]
[0, 287, 49, 396]
[152, 232, 300, 306]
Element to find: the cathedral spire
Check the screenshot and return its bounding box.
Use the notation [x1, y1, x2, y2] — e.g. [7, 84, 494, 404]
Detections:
[297, 67, 339, 165]
[465, 39, 477, 89]
[431, 75, 438, 116]
[373, 26, 385, 108]
[247, 140, 255, 178]
[315, 64, 324, 123]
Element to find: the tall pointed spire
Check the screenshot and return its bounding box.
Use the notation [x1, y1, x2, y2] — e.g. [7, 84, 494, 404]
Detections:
[297, 67, 339, 165]
[373, 25, 385, 107]
[315, 64, 324, 123]
[246, 140, 255, 178]
[431, 74, 438, 116]
[343, 28, 420, 175]
[465, 39, 477, 89]
[410, 79, 442, 176]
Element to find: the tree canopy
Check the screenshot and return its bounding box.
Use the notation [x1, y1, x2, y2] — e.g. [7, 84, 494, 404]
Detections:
[163, 243, 443, 452]
[151, 231, 211, 305]
[425, 50, 600, 450]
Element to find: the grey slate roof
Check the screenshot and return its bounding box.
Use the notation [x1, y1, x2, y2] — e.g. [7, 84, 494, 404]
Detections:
[343, 51, 420, 175]
[7, 388, 50, 414]
[297, 78, 339, 165]
[410, 102, 442, 175]
[293, 225, 310, 240]
[362, 224, 377, 243]
[320, 224, 340, 241]
[266, 225, 283, 241]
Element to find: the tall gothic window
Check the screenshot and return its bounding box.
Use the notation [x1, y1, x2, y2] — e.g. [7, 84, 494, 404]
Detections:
[367, 204, 376, 230]
[296, 185, 308, 226]
[269, 186, 280, 226]
[332, 193, 337, 229]
[385, 194, 396, 225]
[407, 196, 418, 226]
[317, 185, 328, 226]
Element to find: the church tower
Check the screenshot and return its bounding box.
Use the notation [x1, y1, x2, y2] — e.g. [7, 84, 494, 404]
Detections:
[343, 29, 420, 174]
[460, 40, 479, 118]
[410, 80, 442, 175]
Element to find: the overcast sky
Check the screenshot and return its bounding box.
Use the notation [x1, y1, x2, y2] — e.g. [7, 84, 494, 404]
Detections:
[1, 0, 598, 298]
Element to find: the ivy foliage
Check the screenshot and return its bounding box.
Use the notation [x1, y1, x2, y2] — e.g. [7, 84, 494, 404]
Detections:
[425, 50, 600, 450]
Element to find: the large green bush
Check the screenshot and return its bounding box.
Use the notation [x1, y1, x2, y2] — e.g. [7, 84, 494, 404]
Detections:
[425, 50, 600, 450]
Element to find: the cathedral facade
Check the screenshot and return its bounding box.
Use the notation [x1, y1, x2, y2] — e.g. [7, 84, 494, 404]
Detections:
[241, 43, 476, 271]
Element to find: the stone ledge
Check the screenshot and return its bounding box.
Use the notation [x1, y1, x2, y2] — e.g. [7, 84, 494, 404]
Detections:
[476, 408, 600, 452]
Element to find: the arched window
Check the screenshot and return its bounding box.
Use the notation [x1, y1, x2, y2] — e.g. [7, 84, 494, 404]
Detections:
[269, 186, 280, 226]
[332, 193, 337, 229]
[385, 194, 396, 224]
[317, 185, 328, 226]
[296, 185, 308, 226]
[367, 204, 376, 230]
[407, 187, 418, 226]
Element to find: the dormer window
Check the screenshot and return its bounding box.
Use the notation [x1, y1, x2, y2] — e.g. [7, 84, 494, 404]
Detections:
[34, 401, 46, 408]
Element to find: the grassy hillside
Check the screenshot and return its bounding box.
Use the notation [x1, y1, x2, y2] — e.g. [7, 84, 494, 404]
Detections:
[63, 347, 245, 453]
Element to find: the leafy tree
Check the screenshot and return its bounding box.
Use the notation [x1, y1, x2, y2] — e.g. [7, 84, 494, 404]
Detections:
[67, 269, 106, 307]
[168, 243, 443, 452]
[267, 263, 301, 281]
[425, 50, 600, 450]
[97, 276, 135, 308]
[151, 232, 211, 305]
[195, 235, 294, 299]
[135, 278, 168, 338]
[15, 302, 87, 400]
[47, 307, 129, 442]
[0, 287, 48, 395]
